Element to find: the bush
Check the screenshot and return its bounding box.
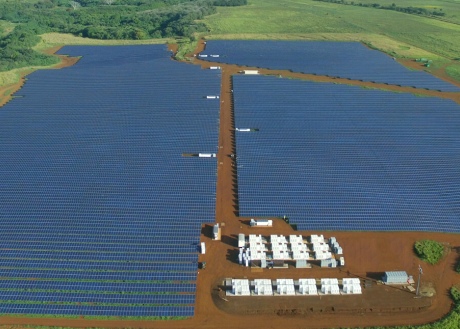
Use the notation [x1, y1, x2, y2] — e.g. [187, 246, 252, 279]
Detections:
[414, 240, 445, 264]
[451, 286, 460, 303]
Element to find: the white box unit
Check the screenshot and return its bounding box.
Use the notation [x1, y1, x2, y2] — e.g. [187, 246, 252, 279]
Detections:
[315, 250, 332, 260]
[238, 233, 245, 247]
[343, 284, 362, 294]
[242, 70, 259, 75]
[278, 285, 296, 295]
[321, 278, 339, 285]
[343, 278, 360, 285]
[299, 278, 317, 285]
[310, 234, 325, 243]
[299, 284, 318, 295]
[200, 242, 206, 254]
[321, 284, 340, 295]
[289, 235, 303, 243]
[250, 219, 273, 227]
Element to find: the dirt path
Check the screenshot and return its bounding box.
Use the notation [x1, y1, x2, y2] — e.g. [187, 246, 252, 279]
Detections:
[0, 40, 459, 329]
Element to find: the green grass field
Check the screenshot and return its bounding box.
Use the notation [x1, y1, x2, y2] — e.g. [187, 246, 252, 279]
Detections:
[201, 0, 460, 80]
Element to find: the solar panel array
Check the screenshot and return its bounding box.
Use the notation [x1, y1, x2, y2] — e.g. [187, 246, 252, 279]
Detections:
[234, 75, 460, 232]
[200, 40, 459, 92]
[0, 45, 220, 316]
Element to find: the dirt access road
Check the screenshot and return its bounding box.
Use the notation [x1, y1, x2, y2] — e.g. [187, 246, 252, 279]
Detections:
[0, 40, 459, 329]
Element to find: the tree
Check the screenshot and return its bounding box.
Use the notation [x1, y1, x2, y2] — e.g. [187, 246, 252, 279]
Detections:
[414, 240, 445, 265]
[69, 1, 81, 10]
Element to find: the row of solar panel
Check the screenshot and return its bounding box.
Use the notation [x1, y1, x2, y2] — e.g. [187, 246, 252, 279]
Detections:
[0, 291, 195, 304]
[0, 244, 199, 254]
[0, 232, 201, 239]
[200, 40, 459, 92]
[233, 75, 460, 232]
[0, 270, 197, 281]
[0, 304, 194, 316]
[0, 252, 198, 262]
[0, 281, 196, 292]
[0, 45, 220, 316]
[0, 261, 197, 271]
[0, 230, 206, 239]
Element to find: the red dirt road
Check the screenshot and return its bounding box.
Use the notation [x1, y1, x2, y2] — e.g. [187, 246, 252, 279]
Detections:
[0, 41, 459, 329]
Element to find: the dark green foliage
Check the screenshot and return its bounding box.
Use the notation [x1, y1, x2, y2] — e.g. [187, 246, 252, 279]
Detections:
[452, 286, 460, 303]
[414, 239, 445, 265]
[0, 0, 216, 40]
[0, 0, 247, 72]
[313, 0, 446, 17]
[0, 25, 59, 72]
[214, 0, 248, 6]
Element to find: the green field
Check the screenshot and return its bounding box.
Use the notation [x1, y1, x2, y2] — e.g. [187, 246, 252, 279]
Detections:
[201, 0, 460, 80]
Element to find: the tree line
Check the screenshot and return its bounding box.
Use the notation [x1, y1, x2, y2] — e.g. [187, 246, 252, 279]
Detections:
[313, 0, 446, 17]
[0, 0, 247, 72]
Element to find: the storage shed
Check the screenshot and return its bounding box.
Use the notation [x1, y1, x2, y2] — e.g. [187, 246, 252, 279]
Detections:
[383, 271, 409, 284]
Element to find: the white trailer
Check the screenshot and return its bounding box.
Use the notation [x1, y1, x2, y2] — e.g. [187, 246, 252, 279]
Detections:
[201, 242, 206, 254]
[198, 153, 216, 158]
[242, 70, 259, 75]
[209, 66, 221, 70]
[250, 219, 273, 227]
[206, 95, 220, 99]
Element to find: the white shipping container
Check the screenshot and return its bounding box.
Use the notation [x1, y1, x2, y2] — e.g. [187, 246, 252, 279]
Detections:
[201, 242, 206, 254]
[243, 70, 259, 75]
[198, 153, 216, 158]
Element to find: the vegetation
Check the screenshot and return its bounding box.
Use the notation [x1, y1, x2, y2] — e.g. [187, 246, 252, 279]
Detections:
[202, 0, 460, 82]
[0, 25, 59, 72]
[414, 240, 445, 265]
[0, 0, 247, 74]
[452, 286, 460, 302]
[313, 0, 446, 18]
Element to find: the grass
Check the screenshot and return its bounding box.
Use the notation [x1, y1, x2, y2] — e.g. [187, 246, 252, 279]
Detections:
[201, 0, 460, 82]
[35, 33, 172, 50]
[204, 0, 460, 58]
[344, 0, 460, 25]
[0, 20, 15, 36]
[174, 37, 199, 60]
[446, 65, 460, 81]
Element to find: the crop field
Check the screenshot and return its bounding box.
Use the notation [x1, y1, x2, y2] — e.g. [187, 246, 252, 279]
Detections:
[0, 45, 220, 317]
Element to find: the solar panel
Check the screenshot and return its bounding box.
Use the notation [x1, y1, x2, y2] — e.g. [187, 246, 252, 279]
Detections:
[199, 40, 459, 92]
[0, 45, 219, 316]
[234, 75, 460, 232]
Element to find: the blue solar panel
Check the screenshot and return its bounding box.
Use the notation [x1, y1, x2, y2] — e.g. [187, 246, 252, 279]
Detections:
[234, 75, 460, 232]
[0, 45, 219, 316]
[199, 40, 459, 92]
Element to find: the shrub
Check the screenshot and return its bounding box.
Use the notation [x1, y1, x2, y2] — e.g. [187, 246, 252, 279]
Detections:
[414, 239, 445, 264]
[451, 286, 460, 303]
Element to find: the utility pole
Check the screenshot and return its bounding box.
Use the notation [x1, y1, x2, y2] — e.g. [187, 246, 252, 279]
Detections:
[415, 264, 423, 297]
